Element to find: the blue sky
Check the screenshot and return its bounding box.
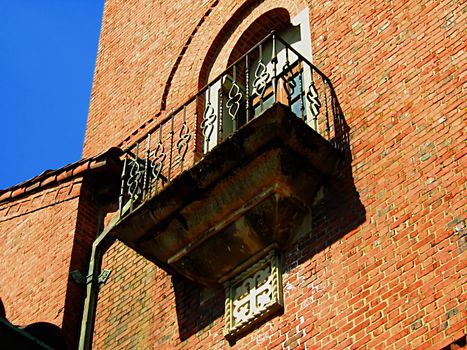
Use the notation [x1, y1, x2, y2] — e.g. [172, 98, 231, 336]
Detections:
[0, 1, 104, 190]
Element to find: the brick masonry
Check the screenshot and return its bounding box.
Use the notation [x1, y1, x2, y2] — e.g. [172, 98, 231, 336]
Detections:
[87, 0, 466, 349]
[1, 0, 465, 349]
[0, 179, 83, 348]
[0, 174, 117, 349]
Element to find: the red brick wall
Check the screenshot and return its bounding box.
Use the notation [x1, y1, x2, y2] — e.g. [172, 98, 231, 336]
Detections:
[82, 0, 213, 157]
[92, 242, 171, 349]
[88, 0, 465, 349]
[0, 180, 82, 344]
[0, 176, 110, 348]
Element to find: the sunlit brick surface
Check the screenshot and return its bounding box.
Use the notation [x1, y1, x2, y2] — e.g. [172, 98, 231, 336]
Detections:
[87, 1, 466, 349]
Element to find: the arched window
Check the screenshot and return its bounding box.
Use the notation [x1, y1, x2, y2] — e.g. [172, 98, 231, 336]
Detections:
[201, 8, 319, 152]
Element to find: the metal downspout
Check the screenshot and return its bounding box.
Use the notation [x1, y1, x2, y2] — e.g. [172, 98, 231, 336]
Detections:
[78, 214, 116, 350]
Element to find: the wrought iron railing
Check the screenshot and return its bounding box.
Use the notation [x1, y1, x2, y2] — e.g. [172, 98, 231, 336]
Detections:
[119, 31, 344, 217]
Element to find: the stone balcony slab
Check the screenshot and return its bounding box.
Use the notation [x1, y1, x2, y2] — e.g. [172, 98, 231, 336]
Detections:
[109, 103, 341, 287]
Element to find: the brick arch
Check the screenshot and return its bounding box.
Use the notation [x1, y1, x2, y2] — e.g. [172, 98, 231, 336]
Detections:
[200, 0, 306, 86]
[226, 8, 292, 67]
[159, 0, 220, 111]
[162, 0, 306, 111]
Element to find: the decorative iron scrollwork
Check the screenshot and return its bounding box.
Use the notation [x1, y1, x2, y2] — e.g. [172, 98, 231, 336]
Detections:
[150, 142, 166, 185]
[127, 158, 143, 199]
[201, 101, 217, 141]
[253, 60, 270, 98]
[307, 82, 321, 117]
[177, 121, 191, 163]
[226, 81, 242, 120]
[282, 63, 296, 99]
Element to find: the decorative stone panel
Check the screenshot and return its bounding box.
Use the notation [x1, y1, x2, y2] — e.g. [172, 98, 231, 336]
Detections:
[223, 249, 283, 341]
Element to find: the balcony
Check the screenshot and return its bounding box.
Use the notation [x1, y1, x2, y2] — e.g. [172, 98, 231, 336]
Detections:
[109, 32, 345, 288]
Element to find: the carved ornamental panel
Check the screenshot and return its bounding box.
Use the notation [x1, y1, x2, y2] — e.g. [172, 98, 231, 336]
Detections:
[223, 250, 283, 341]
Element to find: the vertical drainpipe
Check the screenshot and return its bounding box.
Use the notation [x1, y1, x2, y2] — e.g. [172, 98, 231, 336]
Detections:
[78, 212, 116, 350]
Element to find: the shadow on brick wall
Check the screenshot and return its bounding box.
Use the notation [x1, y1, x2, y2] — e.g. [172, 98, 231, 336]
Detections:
[173, 276, 225, 341]
[283, 93, 366, 273]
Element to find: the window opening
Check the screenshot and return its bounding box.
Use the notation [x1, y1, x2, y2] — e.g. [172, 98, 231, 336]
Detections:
[202, 8, 315, 152]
